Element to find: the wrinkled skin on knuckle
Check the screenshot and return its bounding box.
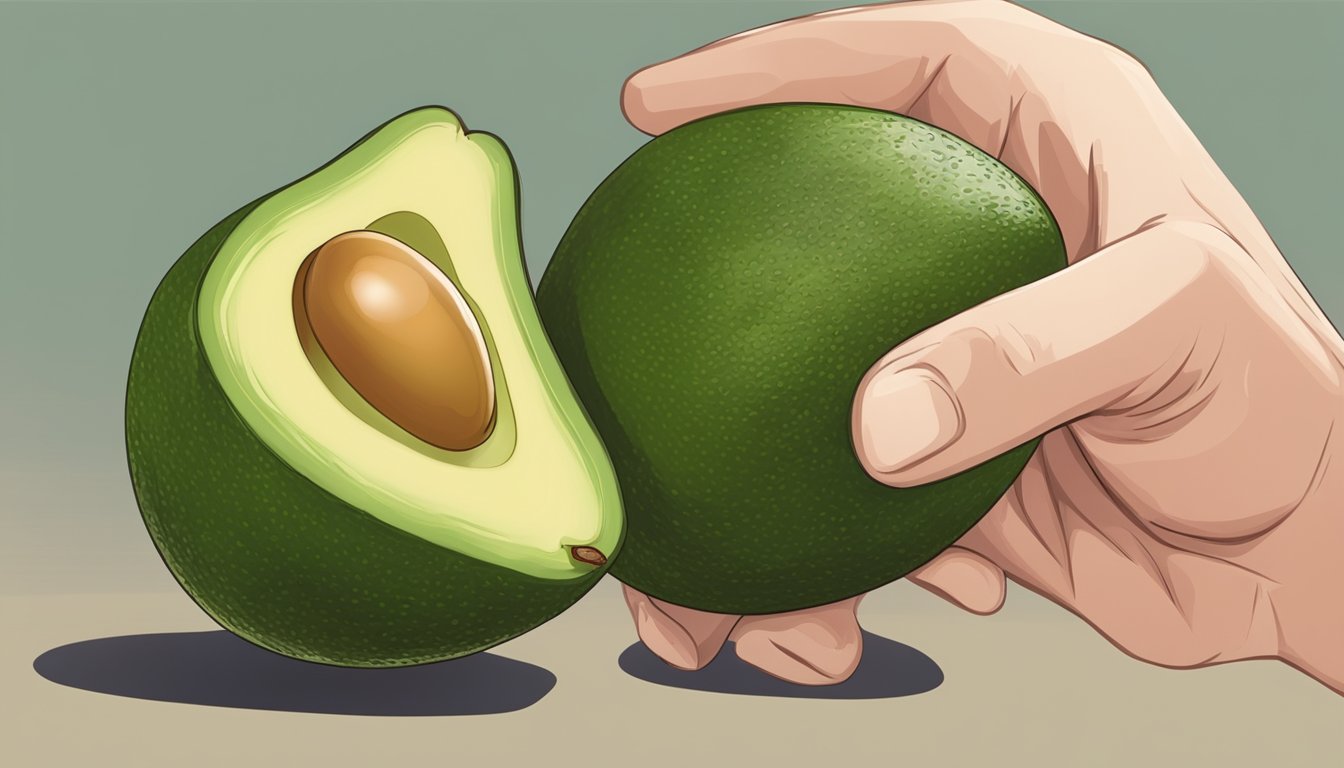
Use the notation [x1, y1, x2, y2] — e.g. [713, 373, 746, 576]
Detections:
[1082, 222, 1334, 542]
[933, 324, 1045, 395]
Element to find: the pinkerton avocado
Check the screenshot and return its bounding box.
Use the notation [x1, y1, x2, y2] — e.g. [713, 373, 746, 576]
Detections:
[126, 107, 623, 666]
[536, 104, 1066, 615]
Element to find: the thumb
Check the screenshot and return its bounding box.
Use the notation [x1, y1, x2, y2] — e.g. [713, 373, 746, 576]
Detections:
[852, 221, 1232, 486]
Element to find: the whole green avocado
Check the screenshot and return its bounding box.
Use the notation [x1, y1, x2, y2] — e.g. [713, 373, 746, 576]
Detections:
[536, 104, 1066, 615]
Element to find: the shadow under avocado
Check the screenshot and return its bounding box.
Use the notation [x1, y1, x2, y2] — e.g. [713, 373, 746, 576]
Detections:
[618, 631, 943, 699]
[33, 631, 554, 716]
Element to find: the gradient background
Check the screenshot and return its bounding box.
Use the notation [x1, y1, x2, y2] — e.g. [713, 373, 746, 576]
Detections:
[2, 0, 1342, 765]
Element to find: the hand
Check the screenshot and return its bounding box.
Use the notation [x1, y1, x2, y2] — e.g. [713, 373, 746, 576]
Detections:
[617, 0, 1344, 692]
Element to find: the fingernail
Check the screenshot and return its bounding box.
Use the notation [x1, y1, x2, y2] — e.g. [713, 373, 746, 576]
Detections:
[636, 603, 700, 669]
[859, 368, 961, 473]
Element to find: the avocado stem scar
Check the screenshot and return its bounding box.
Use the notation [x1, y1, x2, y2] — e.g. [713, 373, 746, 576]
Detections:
[570, 546, 607, 566]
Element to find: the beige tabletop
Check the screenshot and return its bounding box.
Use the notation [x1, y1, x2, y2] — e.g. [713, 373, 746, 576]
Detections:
[5, 569, 1340, 767]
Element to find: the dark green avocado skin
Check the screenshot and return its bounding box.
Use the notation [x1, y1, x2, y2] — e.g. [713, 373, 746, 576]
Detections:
[126, 203, 604, 668]
[536, 104, 1066, 615]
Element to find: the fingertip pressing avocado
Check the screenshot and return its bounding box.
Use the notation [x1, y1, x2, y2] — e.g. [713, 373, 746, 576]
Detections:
[536, 104, 1066, 615]
[126, 107, 623, 666]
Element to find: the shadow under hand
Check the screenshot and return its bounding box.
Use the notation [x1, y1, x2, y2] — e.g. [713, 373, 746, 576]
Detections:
[619, 631, 942, 699]
[34, 631, 555, 716]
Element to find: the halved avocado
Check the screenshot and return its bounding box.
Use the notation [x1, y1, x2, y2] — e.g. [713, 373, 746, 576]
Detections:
[126, 106, 622, 667]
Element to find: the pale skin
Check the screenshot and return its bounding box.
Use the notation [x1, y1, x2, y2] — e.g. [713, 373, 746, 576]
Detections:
[618, 0, 1344, 693]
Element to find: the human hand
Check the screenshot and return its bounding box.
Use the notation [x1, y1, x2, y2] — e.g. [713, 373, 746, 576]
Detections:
[617, 0, 1344, 691]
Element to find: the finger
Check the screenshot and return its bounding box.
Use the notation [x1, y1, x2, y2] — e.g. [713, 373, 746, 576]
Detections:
[853, 220, 1237, 487]
[623, 584, 739, 670]
[920, 439, 1108, 612]
[908, 546, 1006, 615]
[623, 1, 1010, 140]
[620, 1, 1126, 144]
[953, 441, 1077, 605]
[728, 595, 864, 685]
[618, 2, 1229, 262]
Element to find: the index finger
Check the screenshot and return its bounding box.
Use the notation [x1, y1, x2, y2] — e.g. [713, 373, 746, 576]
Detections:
[618, 0, 1217, 265]
[620, 0, 1043, 148]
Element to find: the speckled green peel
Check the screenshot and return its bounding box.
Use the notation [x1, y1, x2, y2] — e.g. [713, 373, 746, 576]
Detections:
[126, 107, 622, 666]
[536, 104, 1066, 615]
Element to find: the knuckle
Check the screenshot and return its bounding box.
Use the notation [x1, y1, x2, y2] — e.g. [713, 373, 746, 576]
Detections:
[1165, 219, 1243, 258]
[1099, 41, 1147, 73]
[944, 322, 1048, 382]
[969, 0, 1033, 24]
[1066, 34, 1154, 83]
[1162, 221, 1251, 304]
[1113, 56, 1159, 95]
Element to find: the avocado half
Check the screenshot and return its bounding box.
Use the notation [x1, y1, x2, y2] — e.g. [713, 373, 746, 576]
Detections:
[536, 104, 1066, 615]
[126, 107, 623, 666]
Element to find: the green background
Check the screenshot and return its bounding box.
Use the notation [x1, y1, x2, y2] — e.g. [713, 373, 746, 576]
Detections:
[2, 1, 1341, 765]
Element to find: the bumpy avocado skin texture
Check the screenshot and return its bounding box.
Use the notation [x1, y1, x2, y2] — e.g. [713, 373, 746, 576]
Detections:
[536, 104, 1066, 615]
[126, 118, 607, 667]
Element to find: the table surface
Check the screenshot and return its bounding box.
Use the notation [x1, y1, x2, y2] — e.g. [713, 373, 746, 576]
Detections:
[7, 580, 1343, 767]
